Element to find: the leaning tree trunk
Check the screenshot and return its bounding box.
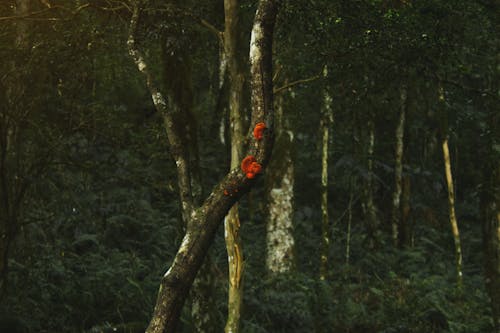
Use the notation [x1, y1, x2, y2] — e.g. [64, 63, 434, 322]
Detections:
[128, 1, 279, 332]
[223, 0, 247, 331]
[391, 82, 407, 247]
[438, 85, 463, 288]
[441, 132, 463, 288]
[319, 67, 333, 280]
[160, 33, 216, 331]
[266, 88, 295, 274]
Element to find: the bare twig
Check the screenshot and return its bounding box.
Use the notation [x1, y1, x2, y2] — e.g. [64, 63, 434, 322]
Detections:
[274, 73, 321, 94]
[0, 3, 127, 22]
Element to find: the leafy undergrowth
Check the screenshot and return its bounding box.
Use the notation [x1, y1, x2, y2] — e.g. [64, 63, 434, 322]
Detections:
[2, 196, 493, 333]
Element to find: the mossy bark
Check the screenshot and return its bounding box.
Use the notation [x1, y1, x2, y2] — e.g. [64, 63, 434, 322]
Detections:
[266, 92, 295, 274]
[223, 0, 246, 331]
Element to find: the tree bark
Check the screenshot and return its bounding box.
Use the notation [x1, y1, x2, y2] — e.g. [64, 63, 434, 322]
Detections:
[161, 29, 217, 332]
[223, 0, 246, 331]
[127, 1, 279, 331]
[438, 85, 463, 288]
[442, 139, 463, 287]
[266, 91, 295, 274]
[391, 83, 407, 247]
[319, 67, 333, 280]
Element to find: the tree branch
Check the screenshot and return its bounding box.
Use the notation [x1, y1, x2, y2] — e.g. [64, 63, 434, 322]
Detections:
[274, 73, 321, 94]
[127, 4, 195, 221]
[0, 3, 128, 22]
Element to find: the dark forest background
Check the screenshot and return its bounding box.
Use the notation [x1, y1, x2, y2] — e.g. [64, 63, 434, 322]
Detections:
[0, 0, 498, 332]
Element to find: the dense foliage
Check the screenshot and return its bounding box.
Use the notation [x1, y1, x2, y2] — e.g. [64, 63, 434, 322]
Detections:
[0, 0, 498, 332]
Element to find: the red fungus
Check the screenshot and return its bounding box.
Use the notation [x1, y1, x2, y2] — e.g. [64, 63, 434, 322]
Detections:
[241, 155, 262, 179]
[249, 161, 262, 174]
[241, 155, 256, 172]
[253, 122, 266, 140]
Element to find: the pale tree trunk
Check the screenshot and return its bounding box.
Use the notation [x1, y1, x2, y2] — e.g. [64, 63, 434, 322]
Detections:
[442, 139, 463, 288]
[127, 1, 279, 331]
[363, 116, 378, 248]
[266, 89, 295, 274]
[391, 83, 407, 247]
[319, 67, 333, 280]
[217, 42, 229, 145]
[438, 85, 463, 288]
[223, 0, 246, 331]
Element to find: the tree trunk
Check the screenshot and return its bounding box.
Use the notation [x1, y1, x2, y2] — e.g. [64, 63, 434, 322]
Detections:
[391, 83, 407, 247]
[442, 138, 463, 287]
[319, 67, 333, 280]
[127, 1, 279, 331]
[266, 92, 295, 274]
[438, 85, 463, 288]
[363, 116, 378, 248]
[161, 28, 216, 332]
[223, 0, 246, 331]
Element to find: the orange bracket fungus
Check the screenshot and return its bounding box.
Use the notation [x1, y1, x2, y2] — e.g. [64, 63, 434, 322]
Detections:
[253, 122, 266, 140]
[241, 155, 262, 179]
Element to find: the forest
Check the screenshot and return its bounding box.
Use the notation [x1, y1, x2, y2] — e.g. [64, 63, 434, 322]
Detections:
[0, 0, 499, 332]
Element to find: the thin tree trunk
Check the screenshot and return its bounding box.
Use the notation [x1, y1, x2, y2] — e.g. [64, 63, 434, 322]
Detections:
[363, 116, 378, 248]
[442, 138, 463, 287]
[223, 0, 246, 331]
[319, 67, 333, 280]
[438, 85, 463, 288]
[391, 83, 407, 247]
[266, 91, 295, 274]
[224, 205, 243, 333]
[161, 27, 216, 332]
